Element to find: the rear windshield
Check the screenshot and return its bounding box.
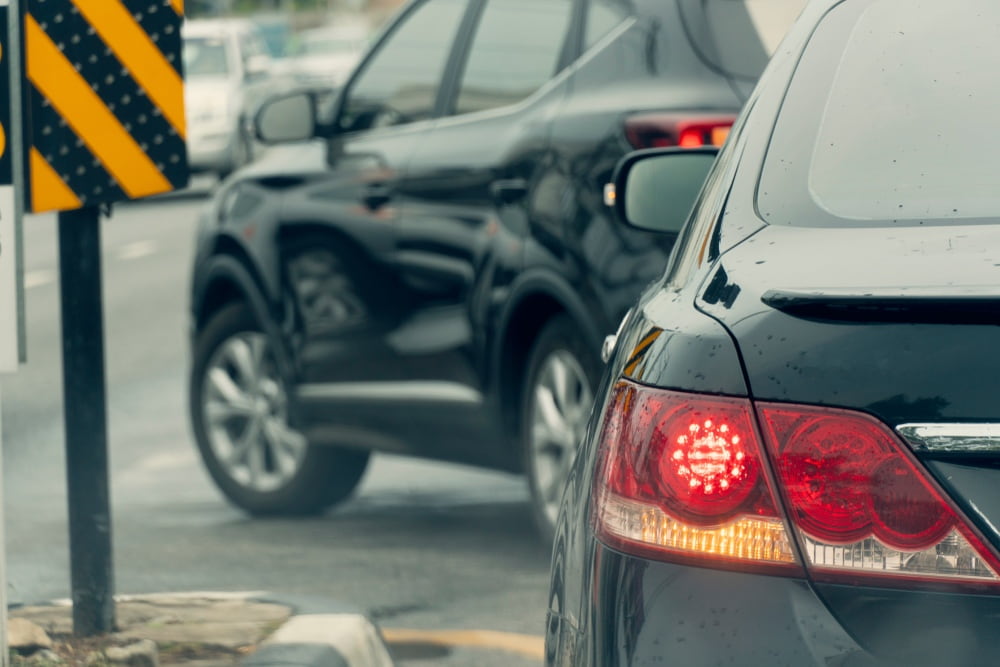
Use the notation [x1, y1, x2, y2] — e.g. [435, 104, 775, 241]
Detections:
[677, 0, 807, 80]
[758, 0, 1000, 227]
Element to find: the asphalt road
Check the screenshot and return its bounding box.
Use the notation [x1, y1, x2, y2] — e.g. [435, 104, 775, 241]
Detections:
[0, 179, 551, 666]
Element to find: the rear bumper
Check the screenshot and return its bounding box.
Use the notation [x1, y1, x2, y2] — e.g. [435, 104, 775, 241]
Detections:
[551, 541, 874, 667]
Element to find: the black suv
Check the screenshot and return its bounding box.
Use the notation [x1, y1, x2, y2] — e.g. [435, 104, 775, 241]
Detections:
[188, 0, 801, 538]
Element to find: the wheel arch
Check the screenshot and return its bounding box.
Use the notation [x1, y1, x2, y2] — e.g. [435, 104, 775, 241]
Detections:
[193, 243, 294, 383]
[493, 273, 605, 445]
[277, 222, 376, 257]
[276, 221, 398, 329]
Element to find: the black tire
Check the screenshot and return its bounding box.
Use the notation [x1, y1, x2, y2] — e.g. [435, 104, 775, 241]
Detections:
[520, 314, 601, 544]
[190, 302, 370, 515]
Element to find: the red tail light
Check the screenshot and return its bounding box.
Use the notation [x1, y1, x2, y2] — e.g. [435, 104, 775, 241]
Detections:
[623, 112, 736, 150]
[758, 404, 1000, 589]
[592, 381, 799, 572]
[592, 380, 1000, 589]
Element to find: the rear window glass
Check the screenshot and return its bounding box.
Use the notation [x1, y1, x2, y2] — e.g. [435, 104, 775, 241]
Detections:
[758, 0, 1000, 227]
[677, 0, 807, 80]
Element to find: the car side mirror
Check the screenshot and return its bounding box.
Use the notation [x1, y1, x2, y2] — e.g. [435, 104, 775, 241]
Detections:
[605, 147, 719, 233]
[254, 91, 318, 144]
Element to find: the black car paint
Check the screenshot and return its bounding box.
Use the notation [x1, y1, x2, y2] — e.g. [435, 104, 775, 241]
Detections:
[547, 1, 1000, 665]
[190, 0, 751, 471]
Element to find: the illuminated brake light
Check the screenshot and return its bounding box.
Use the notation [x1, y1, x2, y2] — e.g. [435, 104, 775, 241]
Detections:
[758, 404, 1000, 587]
[592, 381, 799, 570]
[624, 112, 736, 150]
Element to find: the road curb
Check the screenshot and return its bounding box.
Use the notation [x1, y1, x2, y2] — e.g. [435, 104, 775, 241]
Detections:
[245, 594, 394, 667]
[8, 591, 394, 667]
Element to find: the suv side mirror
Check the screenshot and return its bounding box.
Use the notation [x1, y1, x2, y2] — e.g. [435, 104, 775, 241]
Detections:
[605, 147, 719, 233]
[254, 91, 318, 144]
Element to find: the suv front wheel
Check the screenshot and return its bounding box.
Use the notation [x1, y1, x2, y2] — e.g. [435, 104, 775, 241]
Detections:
[190, 302, 370, 515]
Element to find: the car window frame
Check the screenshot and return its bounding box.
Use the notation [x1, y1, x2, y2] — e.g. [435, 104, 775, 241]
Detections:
[581, 0, 630, 53]
[436, 0, 585, 119]
[331, 0, 480, 136]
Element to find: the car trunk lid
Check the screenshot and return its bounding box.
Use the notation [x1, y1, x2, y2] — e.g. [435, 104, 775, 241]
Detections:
[698, 222, 1000, 550]
[697, 222, 1000, 660]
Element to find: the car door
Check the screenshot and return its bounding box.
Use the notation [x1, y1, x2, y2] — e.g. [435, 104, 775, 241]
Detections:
[389, 0, 579, 463]
[282, 0, 476, 431]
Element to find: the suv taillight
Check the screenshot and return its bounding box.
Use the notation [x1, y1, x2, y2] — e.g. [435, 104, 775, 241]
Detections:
[592, 382, 800, 573]
[592, 380, 1000, 588]
[623, 113, 736, 150]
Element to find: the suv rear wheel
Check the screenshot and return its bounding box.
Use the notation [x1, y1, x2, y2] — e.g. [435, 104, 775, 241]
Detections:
[521, 314, 599, 544]
[190, 302, 369, 515]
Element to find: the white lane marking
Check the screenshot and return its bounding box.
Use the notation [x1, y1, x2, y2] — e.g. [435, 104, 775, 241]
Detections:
[49, 591, 272, 607]
[116, 240, 158, 261]
[127, 449, 199, 474]
[117, 450, 200, 487]
[24, 269, 56, 289]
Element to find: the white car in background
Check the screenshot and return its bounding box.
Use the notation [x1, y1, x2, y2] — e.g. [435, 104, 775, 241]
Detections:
[285, 19, 370, 89]
[183, 18, 279, 179]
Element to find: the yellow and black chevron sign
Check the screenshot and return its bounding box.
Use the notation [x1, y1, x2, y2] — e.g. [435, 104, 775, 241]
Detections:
[21, 0, 188, 213]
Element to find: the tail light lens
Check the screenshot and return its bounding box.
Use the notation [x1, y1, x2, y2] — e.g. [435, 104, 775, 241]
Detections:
[758, 404, 1000, 588]
[592, 381, 1000, 589]
[623, 112, 736, 150]
[592, 381, 799, 572]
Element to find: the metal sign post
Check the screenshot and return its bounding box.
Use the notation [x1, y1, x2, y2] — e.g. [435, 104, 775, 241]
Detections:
[7, 0, 189, 637]
[58, 204, 114, 636]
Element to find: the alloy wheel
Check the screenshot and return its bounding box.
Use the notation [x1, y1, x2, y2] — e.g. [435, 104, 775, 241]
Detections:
[201, 332, 307, 493]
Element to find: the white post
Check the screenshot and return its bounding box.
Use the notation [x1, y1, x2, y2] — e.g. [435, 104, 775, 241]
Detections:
[0, 184, 15, 667]
[0, 190, 13, 667]
[1, 1, 21, 657]
[0, 3, 17, 661]
[0, 384, 8, 667]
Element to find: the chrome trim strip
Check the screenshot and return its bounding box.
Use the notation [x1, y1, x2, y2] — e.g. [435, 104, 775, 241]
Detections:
[297, 381, 483, 405]
[896, 423, 1000, 454]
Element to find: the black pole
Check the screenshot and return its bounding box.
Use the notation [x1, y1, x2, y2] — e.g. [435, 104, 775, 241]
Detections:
[57, 205, 115, 636]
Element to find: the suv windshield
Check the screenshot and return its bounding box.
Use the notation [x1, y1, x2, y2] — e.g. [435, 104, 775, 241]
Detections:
[758, 0, 1000, 227]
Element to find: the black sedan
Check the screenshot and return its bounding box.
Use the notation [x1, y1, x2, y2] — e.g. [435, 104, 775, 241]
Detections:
[547, 0, 1000, 664]
[187, 0, 800, 538]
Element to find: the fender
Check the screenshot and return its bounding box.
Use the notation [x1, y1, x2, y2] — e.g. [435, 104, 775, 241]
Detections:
[490, 268, 608, 395]
[194, 253, 296, 389]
